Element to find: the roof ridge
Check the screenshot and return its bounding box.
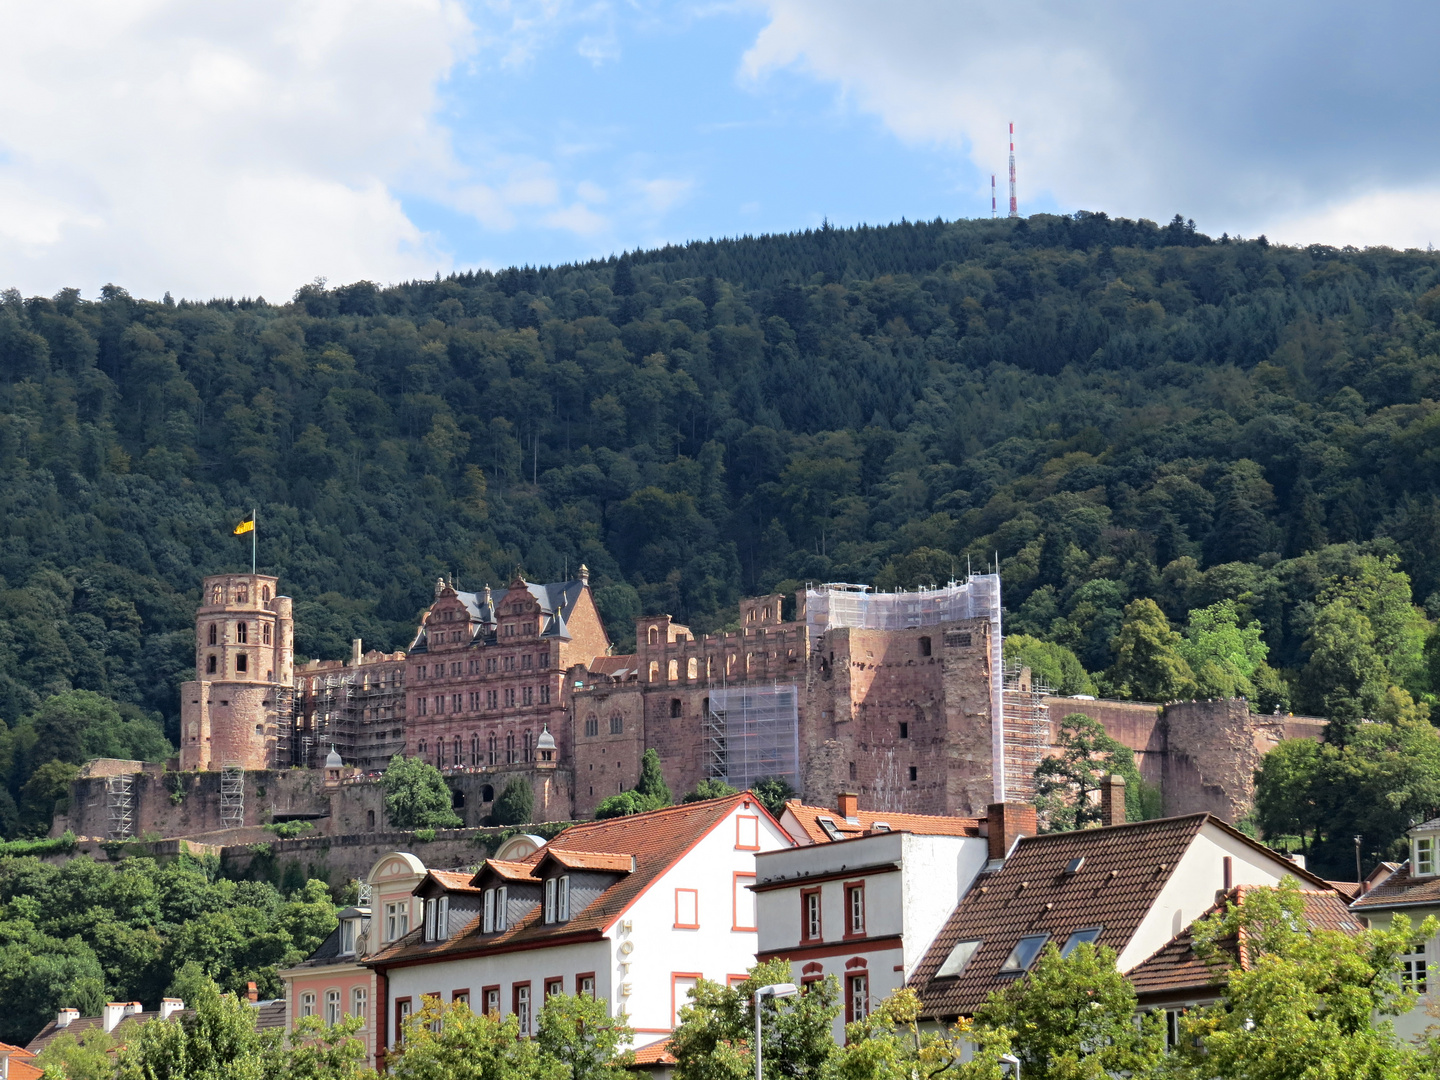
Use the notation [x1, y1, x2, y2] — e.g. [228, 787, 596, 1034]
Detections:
[559, 792, 747, 832]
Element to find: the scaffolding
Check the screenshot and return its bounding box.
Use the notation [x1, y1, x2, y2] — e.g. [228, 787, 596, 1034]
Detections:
[1002, 663, 1053, 804]
[806, 575, 1008, 802]
[105, 774, 134, 841]
[219, 764, 245, 829]
[296, 665, 406, 771]
[706, 684, 801, 793]
[273, 685, 294, 768]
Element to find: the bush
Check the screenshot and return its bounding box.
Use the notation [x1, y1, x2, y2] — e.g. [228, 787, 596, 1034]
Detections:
[489, 777, 535, 826]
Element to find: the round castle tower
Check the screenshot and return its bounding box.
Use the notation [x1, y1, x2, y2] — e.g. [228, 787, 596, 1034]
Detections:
[178, 573, 294, 770]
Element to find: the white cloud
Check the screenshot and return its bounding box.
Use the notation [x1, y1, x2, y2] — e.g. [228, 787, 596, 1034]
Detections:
[0, 0, 473, 300]
[739, 0, 1440, 243]
[635, 177, 694, 215]
[542, 201, 610, 236]
[1269, 188, 1440, 252]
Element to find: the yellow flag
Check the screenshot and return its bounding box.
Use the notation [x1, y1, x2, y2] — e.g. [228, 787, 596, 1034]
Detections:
[233, 513, 255, 535]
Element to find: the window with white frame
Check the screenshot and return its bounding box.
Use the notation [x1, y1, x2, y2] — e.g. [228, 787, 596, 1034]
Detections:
[1418, 836, 1436, 877]
[352, 987, 368, 1026]
[514, 984, 531, 1034]
[424, 896, 450, 942]
[846, 973, 870, 1024]
[846, 883, 865, 935]
[385, 901, 409, 942]
[1401, 943, 1429, 992]
[340, 919, 357, 955]
[325, 988, 342, 1025]
[300, 991, 316, 1017]
[544, 876, 571, 923]
[803, 889, 822, 941]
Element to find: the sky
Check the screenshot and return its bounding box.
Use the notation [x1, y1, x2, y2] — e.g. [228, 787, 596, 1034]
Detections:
[2, 0, 1439, 302]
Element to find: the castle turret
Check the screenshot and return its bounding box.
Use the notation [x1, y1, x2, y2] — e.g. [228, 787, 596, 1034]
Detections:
[179, 573, 293, 771]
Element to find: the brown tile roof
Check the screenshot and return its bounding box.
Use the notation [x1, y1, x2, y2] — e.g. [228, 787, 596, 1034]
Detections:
[254, 1000, 288, 1030]
[25, 1012, 183, 1055]
[783, 800, 979, 844]
[589, 656, 639, 678]
[632, 1037, 678, 1066]
[0, 1043, 35, 1060]
[1325, 879, 1361, 900]
[1129, 887, 1360, 1002]
[422, 869, 486, 894]
[368, 792, 779, 970]
[910, 815, 1212, 1017]
[1350, 862, 1440, 909]
[475, 859, 541, 884]
[538, 849, 635, 874]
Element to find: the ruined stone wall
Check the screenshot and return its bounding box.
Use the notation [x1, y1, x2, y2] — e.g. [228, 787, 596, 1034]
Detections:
[1044, 697, 1166, 789]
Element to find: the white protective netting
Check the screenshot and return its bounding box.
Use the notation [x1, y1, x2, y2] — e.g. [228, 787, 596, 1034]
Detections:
[706, 684, 801, 793]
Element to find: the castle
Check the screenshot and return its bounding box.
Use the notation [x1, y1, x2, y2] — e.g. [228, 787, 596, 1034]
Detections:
[74, 568, 1320, 847]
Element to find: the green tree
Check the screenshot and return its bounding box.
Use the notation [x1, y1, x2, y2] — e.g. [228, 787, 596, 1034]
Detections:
[1316, 554, 1431, 696]
[277, 1014, 375, 1080]
[1002, 634, 1097, 696]
[1034, 713, 1160, 830]
[536, 991, 634, 1080]
[972, 942, 1165, 1080]
[1104, 598, 1197, 702]
[634, 749, 671, 806]
[17, 759, 79, 836]
[829, 987, 1013, 1080]
[1173, 878, 1434, 1079]
[683, 779, 739, 803]
[749, 777, 795, 819]
[592, 791, 659, 820]
[1299, 599, 1390, 740]
[117, 979, 280, 1080]
[33, 1025, 117, 1080]
[670, 958, 839, 1080]
[387, 997, 560, 1080]
[380, 755, 462, 830]
[1177, 600, 1271, 700]
[489, 777, 535, 826]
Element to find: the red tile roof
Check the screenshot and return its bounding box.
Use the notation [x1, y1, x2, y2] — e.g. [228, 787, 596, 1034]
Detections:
[588, 656, 639, 679]
[1351, 862, 1440, 909]
[368, 792, 780, 970]
[632, 1037, 678, 1066]
[782, 800, 979, 844]
[422, 869, 487, 894]
[6, 1059, 42, 1080]
[538, 849, 635, 874]
[475, 859, 541, 884]
[1128, 887, 1360, 1002]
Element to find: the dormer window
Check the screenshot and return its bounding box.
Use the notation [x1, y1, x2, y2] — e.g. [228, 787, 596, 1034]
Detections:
[483, 887, 509, 933]
[341, 918, 358, 955]
[1418, 836, 1436, 877]
[544, 876, 571, 923]
[817, 817, 843, 841]
[424, 897, 450, 942]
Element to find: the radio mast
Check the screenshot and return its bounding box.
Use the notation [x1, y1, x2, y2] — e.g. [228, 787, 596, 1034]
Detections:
[1008, 122, 1018, 218]
[991, 174, 997, 218]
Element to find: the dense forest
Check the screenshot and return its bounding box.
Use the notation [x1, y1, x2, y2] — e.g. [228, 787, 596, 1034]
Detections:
[3, 211, 1440, 865]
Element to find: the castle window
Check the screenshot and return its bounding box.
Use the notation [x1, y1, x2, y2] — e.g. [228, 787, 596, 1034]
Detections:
[849, 761, 857, 780]
[237, 585, 248, 603]
[523, 730, 533, 762]
[419, 665, 427, 679]
[670, 699, 682, 719]
[208, 624, 217, 645]
[610, 715, 623, 735]
[207, 655, 217, 674]
[487, 690, 498, 709]
[418, 697, 427, 716]
[505, 688, 516, 707]
[504, 655, 515, 672]
[367, 810, 375, 828]
[899, 722, 909, 739]
[261, 585, 270, 602]
[262, 623, 271, 645]
[919, 636, 931, 657]
[237, 623, 248, 644]
[538, 653, 548, 669]
[648, 661, 659, 682]
[585, 715, 599, 737]
[687, 657, 698, 680]
[539, 685, 550, 704]
[471, 735, 479, 765]
[487, 657, 497, 673]
[453, 737, 462, 766]
[212, 585, 224, 604]
[482, 784, 494, 801]
[648, 626, 659, 645]
[506, 732, 516, 764]
[909, 766, 918, 782]
[236, 653, 248, 673]
[668, 659, 678, 681]
[488, 733, 498, 765]
[418, 740, 427, 756]
[522, 686, 533, 706]
[452, 694, 462, 712]
[522, 654, 533, 670]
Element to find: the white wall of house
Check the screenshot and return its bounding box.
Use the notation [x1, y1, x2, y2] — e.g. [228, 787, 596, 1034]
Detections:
[755, 831, 986, 1043]
[1116, 823, 1311, 971]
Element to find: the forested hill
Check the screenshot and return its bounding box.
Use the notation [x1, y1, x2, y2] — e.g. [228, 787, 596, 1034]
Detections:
[3, 212, 1440, 751]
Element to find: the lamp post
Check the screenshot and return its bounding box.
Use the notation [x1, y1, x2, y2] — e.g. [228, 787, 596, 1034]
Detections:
[753, 983, 799, 1080]
[999, 1052, 1021, 1077]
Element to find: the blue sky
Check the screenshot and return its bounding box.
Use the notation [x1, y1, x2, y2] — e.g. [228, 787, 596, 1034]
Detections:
[1, 1, 1438, 301]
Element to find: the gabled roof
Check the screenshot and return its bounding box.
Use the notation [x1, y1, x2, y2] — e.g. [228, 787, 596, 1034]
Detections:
[367, 793, 778, 970]
[472, 859, 540, 886]
[782, 800, 979, 844]
[0, 1041, 38, 1079]
[536, 849, 635, 874]
[1350, 862, 1440, 909]
[412, 578, 589, 651]
[1128, 887, 1358, 1001]
[632, 1037, 678, 1066]
[417, 869, 486, 896]
[909, 813, 1332, 1018]
[587, 656, 639, 680]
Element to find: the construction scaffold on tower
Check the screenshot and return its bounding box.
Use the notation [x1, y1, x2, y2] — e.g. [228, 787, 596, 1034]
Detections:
[804, 575, 1009, 801]
[219, 764, 245, 829]
[1002, 663, 1052, 803]
[295, 655, 406, 771]
[705, 684, 801, 794]
[105, 774, 134, 841]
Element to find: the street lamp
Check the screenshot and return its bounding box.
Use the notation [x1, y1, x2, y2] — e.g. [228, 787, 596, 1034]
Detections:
[753, 983, 799, 1080]
[999, 1052, 1021, 1078]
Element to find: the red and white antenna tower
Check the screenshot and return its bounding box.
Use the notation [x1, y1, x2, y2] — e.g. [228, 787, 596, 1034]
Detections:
[991, 174, 997, 218]
[1008, 122, 1018, 218]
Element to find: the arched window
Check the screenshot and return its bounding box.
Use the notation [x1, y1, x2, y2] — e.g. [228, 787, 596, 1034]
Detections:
[506, 732, 516, 764]
[584, 714, 598, 737]
[610, 715, 623, 735]
[208, 624, 217, 645]
[648, 626, 659, 645]
[262, 623, 271, 645]
[325, 989, 341, 1025]
[236, 653, 248, 673]
[482, 784, 495, 802]
[471, 735, 480, 765]
[667, 659, 678, 681]
[727, 653, 736, 675]
[523, 730, 532, 762]
[237, 584, 248, 603]
[207, 655, 217, 674]
[236, 622, 248, 644]
[687, 657, 698, 680]
[648, 661, 659, 682]
[488, 733, 498, 765]
[261, 585, 271, 602]
[212, 585, 224, 604]
[670, 699, 682, 718]
[418, 740, 427, 757]
[453, 737, 462, 766]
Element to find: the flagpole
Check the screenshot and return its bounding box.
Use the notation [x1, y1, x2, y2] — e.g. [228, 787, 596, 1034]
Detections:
[251, 507, 257, 575]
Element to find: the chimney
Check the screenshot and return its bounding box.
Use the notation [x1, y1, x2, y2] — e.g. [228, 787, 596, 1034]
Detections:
[247, 981, 259, 1004]
[56, 1008, 79, 1029]
[1100, 774, 1127, 828]
[986, 802, 1037, 862]
[102, 1003, 127, 1033]
[124, 1002, 143, 1017]
[160, 998, 185, 1021]
[837, 792, 860, 824]
[579, 563, 590, 586]
[351, 638, 362, 665]
[1, 1047, 10, 1080]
